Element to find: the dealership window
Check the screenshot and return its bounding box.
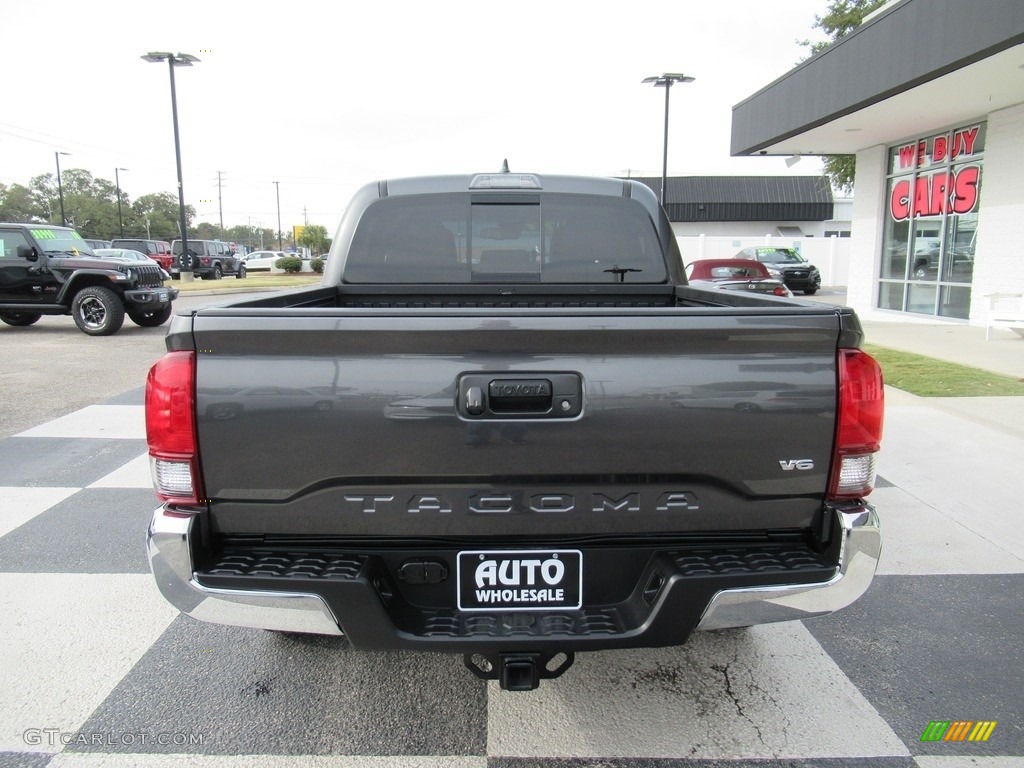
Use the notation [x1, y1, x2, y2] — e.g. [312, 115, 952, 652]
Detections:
[879, 122, 984, 319]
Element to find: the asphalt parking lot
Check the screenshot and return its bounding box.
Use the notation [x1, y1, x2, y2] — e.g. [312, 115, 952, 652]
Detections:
[1, 290, 1021, 767]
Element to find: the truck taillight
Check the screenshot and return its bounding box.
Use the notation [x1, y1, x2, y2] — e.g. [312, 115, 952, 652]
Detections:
[829, 348, 884, 500]
[146, 351, 203, 505]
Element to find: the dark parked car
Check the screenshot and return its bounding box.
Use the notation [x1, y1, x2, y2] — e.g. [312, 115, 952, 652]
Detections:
[0, 223, 177, 335]
[734, 247, 821, 295]
[172, 239, 246, 280]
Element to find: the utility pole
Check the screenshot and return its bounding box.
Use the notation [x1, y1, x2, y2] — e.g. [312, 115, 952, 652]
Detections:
[274, 180, 282, 250]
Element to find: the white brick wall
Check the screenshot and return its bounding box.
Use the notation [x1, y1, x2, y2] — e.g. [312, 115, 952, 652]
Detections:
[970, 103, 1024, 321]
[847, 145, 887, 317]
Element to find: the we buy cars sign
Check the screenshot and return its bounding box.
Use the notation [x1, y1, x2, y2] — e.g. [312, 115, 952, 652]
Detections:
[889, 124, 982, 221]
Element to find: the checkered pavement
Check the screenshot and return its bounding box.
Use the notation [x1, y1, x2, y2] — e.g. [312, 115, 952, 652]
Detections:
[1, 388, 1021, 768]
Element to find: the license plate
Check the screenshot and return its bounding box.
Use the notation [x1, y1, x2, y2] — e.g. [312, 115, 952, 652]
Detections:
[457, 549, 582, 611]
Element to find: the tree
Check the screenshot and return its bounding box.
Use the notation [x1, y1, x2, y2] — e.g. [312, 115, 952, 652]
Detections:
[800, 0, 887, 193]
[0, 182, 45, 222]
[297, 224, 329, 255]
[131, 192, 195, 240]
[193, 221, 222, 240]
[60, 169, 121, 239]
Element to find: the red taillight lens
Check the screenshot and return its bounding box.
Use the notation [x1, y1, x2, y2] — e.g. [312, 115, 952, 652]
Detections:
[829, 348, 884, 500]
[146, 351, 202, 504]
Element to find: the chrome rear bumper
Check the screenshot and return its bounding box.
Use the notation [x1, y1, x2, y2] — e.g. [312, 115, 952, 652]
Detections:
[147, 503, 880, 639]
[147, 509, 343, 635]
[695, 504, 881, 630]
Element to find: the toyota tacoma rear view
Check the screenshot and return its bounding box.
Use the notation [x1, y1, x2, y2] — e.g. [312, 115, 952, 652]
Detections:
[145, 170, 883, 690]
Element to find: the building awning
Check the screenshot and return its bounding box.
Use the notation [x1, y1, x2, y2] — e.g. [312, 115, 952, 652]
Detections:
[730, 0, 1024, 157]
[627, 175, 834, 223]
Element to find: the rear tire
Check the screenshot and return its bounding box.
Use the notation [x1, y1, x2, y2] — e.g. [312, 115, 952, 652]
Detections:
[128, 304, 173, 327]
[71, 286, 125, 336]
[0, 311, 42, 327]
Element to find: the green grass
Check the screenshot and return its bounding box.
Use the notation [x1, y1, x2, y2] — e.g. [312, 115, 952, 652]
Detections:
[174, 273, 322, 292]
[864, 343, 1024, 397]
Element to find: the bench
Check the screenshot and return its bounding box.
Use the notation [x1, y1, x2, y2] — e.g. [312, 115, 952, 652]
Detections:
[985, 293, 1024, 341]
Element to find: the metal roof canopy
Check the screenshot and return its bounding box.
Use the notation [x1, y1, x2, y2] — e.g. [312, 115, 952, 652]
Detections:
[628, 175, 834, 222]
[730, 0, 1024, 158]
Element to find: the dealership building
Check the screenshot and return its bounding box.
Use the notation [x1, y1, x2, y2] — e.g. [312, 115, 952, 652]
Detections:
[731, 0, 1024, 324]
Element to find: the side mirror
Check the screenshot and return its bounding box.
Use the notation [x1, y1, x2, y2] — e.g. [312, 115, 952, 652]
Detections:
[17, 244, 39, 262]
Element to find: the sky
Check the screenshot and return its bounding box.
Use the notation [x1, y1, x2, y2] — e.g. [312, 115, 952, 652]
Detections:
[2, 0, 829, 239]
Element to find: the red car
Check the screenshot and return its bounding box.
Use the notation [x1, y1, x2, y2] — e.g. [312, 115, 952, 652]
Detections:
[685, 259, 793, 297]
[110, 239, 175, 276]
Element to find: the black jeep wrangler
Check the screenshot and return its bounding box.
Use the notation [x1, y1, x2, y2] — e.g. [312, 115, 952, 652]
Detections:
[0, 223, 178, 336]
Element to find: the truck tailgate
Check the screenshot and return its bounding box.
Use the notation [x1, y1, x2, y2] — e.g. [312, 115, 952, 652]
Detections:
[191, 307, 841, 539]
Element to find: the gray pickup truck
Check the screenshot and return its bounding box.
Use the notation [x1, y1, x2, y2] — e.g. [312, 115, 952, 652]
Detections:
[146, 171, 884, 690]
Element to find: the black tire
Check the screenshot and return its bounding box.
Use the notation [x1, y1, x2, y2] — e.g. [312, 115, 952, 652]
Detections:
[213, 264, 223, 280]
[803, 288, 817, 295]
[71, 286, 125, 336]
[236, 264, 246, 279]
[128, 304, 174, 327]
[0, 311, 42, 327]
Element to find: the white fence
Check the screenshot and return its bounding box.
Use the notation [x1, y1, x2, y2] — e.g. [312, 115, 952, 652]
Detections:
[675, 235, 852, 287]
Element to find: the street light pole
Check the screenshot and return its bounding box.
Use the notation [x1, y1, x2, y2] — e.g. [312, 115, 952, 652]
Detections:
[641, 73, 695, 206]
[141, 51, 200, 265]
[55, 151, 70, 226]
[115, 167, 128, 238]
[274, 181, 282, 250]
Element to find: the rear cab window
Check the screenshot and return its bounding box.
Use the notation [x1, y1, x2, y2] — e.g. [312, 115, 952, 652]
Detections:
[343, 193, 667, 284]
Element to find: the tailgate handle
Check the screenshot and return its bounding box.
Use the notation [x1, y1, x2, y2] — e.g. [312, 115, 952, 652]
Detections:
[489, 379, 551, 413]
[458, 373, 582, 419]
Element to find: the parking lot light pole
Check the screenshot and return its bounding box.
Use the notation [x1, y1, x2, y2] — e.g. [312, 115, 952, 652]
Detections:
[114, 167, 128, 238]
[274, 181, 282, 250]
[641, 73, 695, 206]
[141, 51, 199, 265]
[55, 151, 70, 226]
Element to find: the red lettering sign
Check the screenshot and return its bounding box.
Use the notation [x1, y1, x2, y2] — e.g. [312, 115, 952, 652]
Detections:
[898, 145, 917, 170]
[952, 165, 980, 214]
[896, 125, 982, 171]
[891, 179, 911, 219]
[889, 166, 980, 221]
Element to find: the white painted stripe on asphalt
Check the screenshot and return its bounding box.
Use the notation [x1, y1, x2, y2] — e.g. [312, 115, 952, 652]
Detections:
[488, 622, 910, 760]
[47, 755, 488, 767]
[0, 486, 80, 538]
[874, 486, 1024, 575]
[915, 759, 1024, 768]
[0, 573, 179, 754]
[88, 453, 152, 489]
[16, 405, 145, 440]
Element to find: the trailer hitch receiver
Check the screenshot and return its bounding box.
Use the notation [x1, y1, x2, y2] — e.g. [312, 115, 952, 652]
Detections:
[464, 651, 575, 691]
